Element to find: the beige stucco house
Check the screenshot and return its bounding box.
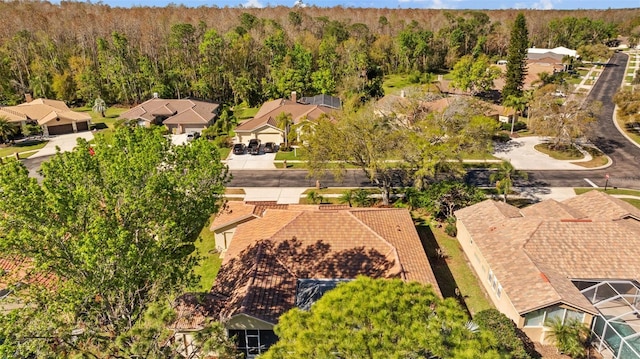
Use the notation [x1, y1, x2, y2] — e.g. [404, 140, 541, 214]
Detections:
[455, 190, 640, 358]
[120, 97, 220, 134]
[234, 92, 340, 145]
[173, 203, 440, 358]
[1, 98, 91, 136]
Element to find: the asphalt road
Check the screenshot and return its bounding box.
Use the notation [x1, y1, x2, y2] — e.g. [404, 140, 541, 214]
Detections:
[21, 52, 640, 190]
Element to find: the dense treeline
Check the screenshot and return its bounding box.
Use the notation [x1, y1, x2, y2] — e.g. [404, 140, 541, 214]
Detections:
[0, 1, 637, 106]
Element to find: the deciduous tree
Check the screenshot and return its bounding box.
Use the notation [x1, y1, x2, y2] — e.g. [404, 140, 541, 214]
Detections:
[0, 127, 229, 357]
[490, 160, 528, 202]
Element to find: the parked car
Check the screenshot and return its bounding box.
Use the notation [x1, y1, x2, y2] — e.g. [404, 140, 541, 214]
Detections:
[264, 142, 277, 153]
[248, 139, 261, 155]
[233, 143, 246, 155]
[186, 131, 200, 142]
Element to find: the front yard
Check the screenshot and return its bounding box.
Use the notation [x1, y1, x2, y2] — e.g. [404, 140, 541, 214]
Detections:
[0, 139, 47, 158]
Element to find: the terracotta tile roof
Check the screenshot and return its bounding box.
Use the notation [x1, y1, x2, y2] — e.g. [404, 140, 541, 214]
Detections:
[455, 191, 640, 315]
[120, 98, 219, 125]
[0, 256, 58, 291]
[179, 207, 438, 329]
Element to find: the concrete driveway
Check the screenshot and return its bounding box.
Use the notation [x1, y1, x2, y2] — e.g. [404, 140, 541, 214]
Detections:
[31, 131, 95, 158]
[492, 136, 610, 171]
[225, 152, 277, 170]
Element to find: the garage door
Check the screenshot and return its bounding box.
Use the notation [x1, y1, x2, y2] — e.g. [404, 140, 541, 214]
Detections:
[76, 121, 89, 132]
[257, 132, 282, 144]
[48, 124, 74, 135]
[183, 126, 204, 134]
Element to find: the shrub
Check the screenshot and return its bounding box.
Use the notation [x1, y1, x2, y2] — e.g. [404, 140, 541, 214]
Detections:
[500, 121, 527, 132]
[474, 309, 534, 359]
[444, 216, 457, 237]
[213, 135, 232, 148]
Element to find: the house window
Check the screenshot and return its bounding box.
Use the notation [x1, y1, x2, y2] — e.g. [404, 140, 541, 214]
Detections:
[496, 284, 502, 299]
[523, 305, 585, 327]
[228, 329, 278, 357]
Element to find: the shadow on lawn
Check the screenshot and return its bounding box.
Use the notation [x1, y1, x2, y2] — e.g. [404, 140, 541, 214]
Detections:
[416, 225, 471, 316]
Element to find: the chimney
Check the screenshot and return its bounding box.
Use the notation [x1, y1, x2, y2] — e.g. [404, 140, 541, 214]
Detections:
[291, 91, 297, 103]
[25, 93, 33, 103]
[400, 90, 406, 98]
[153, 92, 159, 99]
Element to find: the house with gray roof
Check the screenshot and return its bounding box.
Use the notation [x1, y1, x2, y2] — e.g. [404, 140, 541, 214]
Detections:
[455, 190, 640, 359]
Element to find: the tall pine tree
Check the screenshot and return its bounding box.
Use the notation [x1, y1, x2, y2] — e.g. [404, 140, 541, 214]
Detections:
[502, 13, 529, 101]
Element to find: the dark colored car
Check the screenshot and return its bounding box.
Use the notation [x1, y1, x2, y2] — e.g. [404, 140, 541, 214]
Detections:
[248, 139, 261, 155]
[264, 142, 277, 153]
[233, 143, 246, 155]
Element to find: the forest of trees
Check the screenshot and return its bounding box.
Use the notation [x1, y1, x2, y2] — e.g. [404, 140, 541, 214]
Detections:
[0, 1, 637, 107]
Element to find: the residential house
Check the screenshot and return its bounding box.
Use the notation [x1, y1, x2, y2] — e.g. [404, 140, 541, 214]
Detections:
[173, 204, 440, 358]
[527, 46, 579, 71]
[120, 97, 220, 134]
[0, 256, 57, 312]
[1, 97, 91, 136]
[234, 92, 340, 145]
[455, 190, 640, 359]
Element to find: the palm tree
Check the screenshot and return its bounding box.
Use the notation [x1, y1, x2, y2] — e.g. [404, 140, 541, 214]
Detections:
[546, 317, 590, 358]
[92, 97, 106, 118]
[503, 94, 528, 135]
[489, 160, 528, 202]
[0, 117, 18, 144]
[276, 112, 293, 149]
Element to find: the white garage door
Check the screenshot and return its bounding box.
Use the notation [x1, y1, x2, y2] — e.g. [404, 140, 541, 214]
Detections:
[184, 126, 205, 134]
[258, 132, 282, 144]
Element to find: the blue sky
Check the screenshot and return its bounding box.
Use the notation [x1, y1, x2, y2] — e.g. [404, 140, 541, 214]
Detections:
[55, 0, 640, 9]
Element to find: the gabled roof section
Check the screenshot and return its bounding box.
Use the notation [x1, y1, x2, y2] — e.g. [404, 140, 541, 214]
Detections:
[520, 199, 586, 219]
[562, 190, 640, 221]
[184, 206, 438, 328]
[120, 98, 219, 125]
[456, 191, 640, 315]
[3, 98, 91, 123]
[0, 107, 28, 122]
[235, 96, 338, 132]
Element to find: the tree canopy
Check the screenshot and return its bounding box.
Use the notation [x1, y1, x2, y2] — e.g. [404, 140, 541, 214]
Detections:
[0, 127, 229, 357]
[262, 277, 503, 359]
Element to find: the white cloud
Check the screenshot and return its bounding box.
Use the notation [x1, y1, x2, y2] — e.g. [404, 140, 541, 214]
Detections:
[242, 0, 263, 7]
[532, 0, 555, 9]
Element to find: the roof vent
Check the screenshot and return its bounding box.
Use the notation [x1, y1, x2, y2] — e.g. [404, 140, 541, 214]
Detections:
[153, 92, 158, 99]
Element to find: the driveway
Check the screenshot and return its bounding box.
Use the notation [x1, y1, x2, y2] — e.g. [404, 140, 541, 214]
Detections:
[225, 152, 276, 170]
[492, 136, 609, 171]
[31, 131, 95, 158]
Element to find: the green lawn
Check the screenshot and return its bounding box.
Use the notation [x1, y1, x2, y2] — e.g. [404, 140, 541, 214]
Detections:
[218, 146, 231, 160]
[416, 220, 493, 316]
[621, 198, 640, 209]
[617, 116, 640, 145]
[0, 139, 47, 158]
[275, 147, 307, 161]
[574, 188, 640, 196]
[191, 214, 223, 292]
[382, 74, 414, 95]
[533, 143, 583, 160]
[234, 102, 260, 120]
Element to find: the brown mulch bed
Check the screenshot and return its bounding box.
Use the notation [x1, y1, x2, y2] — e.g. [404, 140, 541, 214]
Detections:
[534, 343, 603, 359]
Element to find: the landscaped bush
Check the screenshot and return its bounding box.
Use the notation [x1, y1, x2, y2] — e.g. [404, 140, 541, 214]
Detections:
[500, 121, 527, 132]
[492, 132, 511, 142]
[474, 309, 535, 359]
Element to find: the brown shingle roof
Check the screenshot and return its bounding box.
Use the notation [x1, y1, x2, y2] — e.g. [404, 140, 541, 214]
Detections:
[455, 191, 640, 315]
[120, 98, 219, 125]
[178, 207, 438, 328]
[2, 98, 91, 124]
[235, 98, 336, 132]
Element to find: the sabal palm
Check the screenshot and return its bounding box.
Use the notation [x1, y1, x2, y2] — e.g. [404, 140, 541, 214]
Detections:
[0, 117, 17, 144]
[489, 160, 527, 202]
[276, 112, 293, 148]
